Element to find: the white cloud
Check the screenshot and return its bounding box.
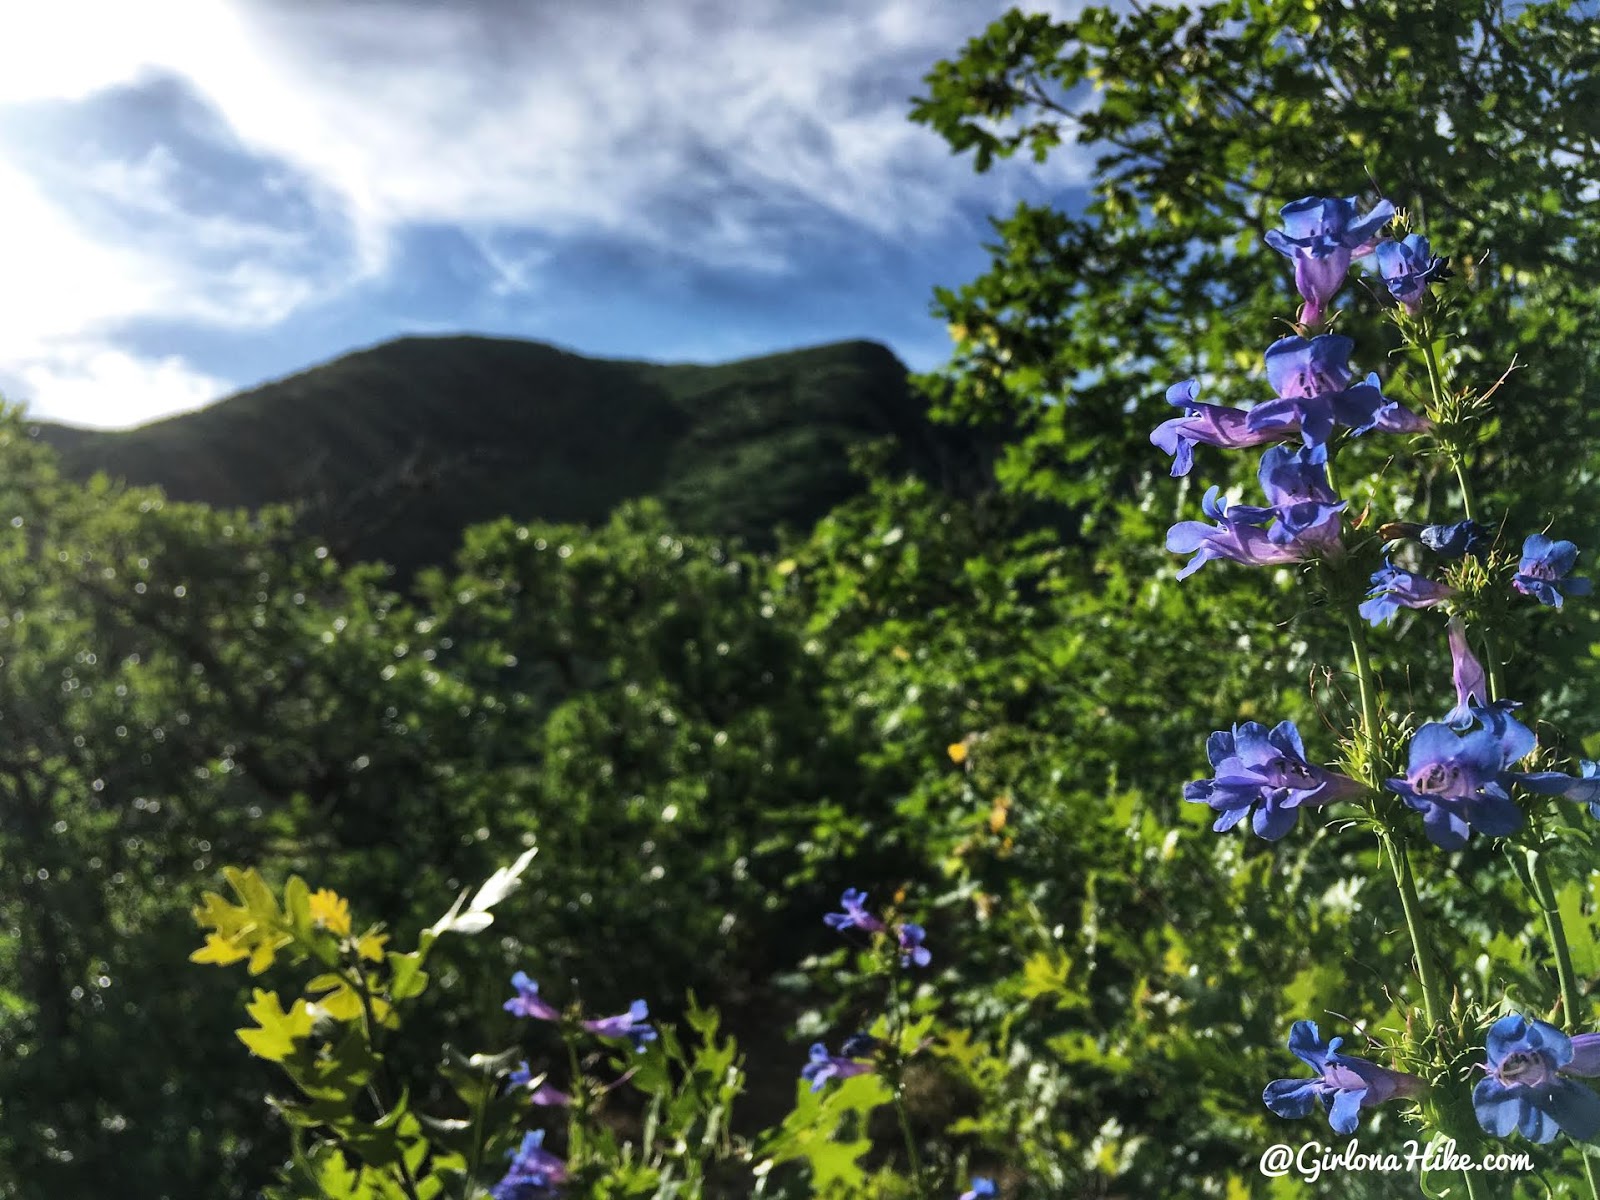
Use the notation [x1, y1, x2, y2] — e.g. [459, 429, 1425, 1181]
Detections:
[0, 0, 1093, 425]
[7, 343, 228, 428]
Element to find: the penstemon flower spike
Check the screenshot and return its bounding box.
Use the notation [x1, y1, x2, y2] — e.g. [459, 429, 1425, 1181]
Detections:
[1156, 190, 1600, 1196]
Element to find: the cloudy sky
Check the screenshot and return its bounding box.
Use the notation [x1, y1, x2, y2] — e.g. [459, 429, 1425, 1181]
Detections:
[0, 0, 1089, 429]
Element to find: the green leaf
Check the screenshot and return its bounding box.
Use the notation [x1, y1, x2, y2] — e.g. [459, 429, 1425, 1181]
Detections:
[236, 989, 316, 1063]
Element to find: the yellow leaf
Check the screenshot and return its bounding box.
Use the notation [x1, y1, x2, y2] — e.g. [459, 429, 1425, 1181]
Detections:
[356, 932, 389, 963]
[308, 889, 353, 937]
[247, 937, 281, 976]
[190, 932, 250, 967]
[946, 741, 969, 764]
[319, 985, 366, 1022]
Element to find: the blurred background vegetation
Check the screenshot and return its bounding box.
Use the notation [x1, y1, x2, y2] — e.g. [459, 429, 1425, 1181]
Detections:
[2, 1, 1598, 1196]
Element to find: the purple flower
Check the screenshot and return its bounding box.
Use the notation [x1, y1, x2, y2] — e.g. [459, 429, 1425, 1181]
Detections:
[1184, 720, 1361, 841]
[1446, 618, 1488, 729]
[1165, 445, 1347, 579]
[896, 923, 931, 968]
[801, 1042, 874, 1091]
[1420, 520, 1490, 558]
[1264, 1020, 1424, 1134]
[491, 1130, 568, 1199]
[1513, 534, 1592, 609]
[1474, 1014, 1600, 1143]
[1378, 520, 1491, 558]
[1375, 233, 1446, 313]
[527, 1082, 572, 1107]
[1165, 488, 1307, 580]
[509, 1063, 573, 1106]
[582, 1000, 656, 1051]
[1265, 195, 1395, 325]
[960, 1180, 997, 1200]
[1386, 712, 1536, 849]
[1258, 443, 1346, 555]
[1247, 336, 1428, 446]
[1150, 379, 1277, 477]
[824, 888, 887, 934]
[1568, 1034, 1600, 1077]
[1359, 559, 1455, 627]
[504, 972, 560, 1023]
[1517, 758, 1600, 819]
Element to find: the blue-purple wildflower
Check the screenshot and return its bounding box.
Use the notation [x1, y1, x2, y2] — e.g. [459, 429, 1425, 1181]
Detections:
[1516, 758, 1600, 818]
[491, 1130, 568, 1199]
[1379, 519, 1491, 558]
[1446, 618, 1488, 729]
[1264, 1020, 1424, 1134]
[1386, 708, 1540, 849]
[1513, 534, 1592, 609]
[1420, 520, 1490, 558]
[504, 972, 561, 1023]
[801, 1042, 874, 1091]
[823, 888, 887, 934]
[510, 1063, 572, 1107]
[1569, 1035, 1600, 1077]
[581, 1000, 656, 1051]
[1375, 233, 1446, 313]
[1264, 195, 1395, 324]
[1474, 1014, 1600, 1144]
[1184, 719, 1360, 841]
[1150, 379, 1277, 477]
[896, 923, 932, 968]
[1359, 559, 1455, 627]
[1248, 336, 1426, 446]
[959, 1180, 998, 1200]
[1166, 444, 1346, 579]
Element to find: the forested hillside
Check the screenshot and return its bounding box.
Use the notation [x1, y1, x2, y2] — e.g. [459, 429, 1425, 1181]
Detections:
[32, 337, 987, 574]
[4, 2, 1599, 1199]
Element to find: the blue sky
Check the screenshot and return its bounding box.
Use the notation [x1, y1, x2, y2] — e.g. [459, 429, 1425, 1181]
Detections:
[0, 0, 1089, 429]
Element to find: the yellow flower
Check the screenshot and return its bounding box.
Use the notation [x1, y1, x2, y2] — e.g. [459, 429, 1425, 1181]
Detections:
[947, 740, 969, 764]
[308, 889, 352, 938]
[988, 794, 1012, 835]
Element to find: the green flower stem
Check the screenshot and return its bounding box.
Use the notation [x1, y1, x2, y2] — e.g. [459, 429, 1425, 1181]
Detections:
[1451, 459, 1477, 525]
[1419, 323, 1506, 709]
[1417, 319, 1591, 1199]
[1389, 838, 1446, 1032]
[1528, 850, 1585, 1027]
[882, 960, 928, 1200]
[1349, 609, 1484, 1196]
[566, 1036, 587, 1165]
[1347, 611, 1445, 1031]
[347, 960, 424, 1200]
[462, 1065, 493, 1200]
[891, 1088, 927, 1199]
[1350, 605, 1491, 1200]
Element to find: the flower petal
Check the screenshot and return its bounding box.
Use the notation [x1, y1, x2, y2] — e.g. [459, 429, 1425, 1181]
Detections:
[1264, 1077, 1322, 1120]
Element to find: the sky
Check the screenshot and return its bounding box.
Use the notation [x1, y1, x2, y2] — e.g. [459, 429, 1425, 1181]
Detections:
[0, 0, 1091, 430]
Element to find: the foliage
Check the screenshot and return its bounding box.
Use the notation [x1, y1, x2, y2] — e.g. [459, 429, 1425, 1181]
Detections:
[4, 3, 1599, 1198]
[35, 338, 982, 573]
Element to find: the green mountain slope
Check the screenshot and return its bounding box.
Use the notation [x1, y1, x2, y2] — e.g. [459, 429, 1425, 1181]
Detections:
[31, 335, 985, 572]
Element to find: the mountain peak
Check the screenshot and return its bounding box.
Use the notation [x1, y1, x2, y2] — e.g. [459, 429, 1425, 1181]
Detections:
[34, 334, 975, 576]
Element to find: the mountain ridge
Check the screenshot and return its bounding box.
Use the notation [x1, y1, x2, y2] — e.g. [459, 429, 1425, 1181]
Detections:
[31, 334, 984, 574]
